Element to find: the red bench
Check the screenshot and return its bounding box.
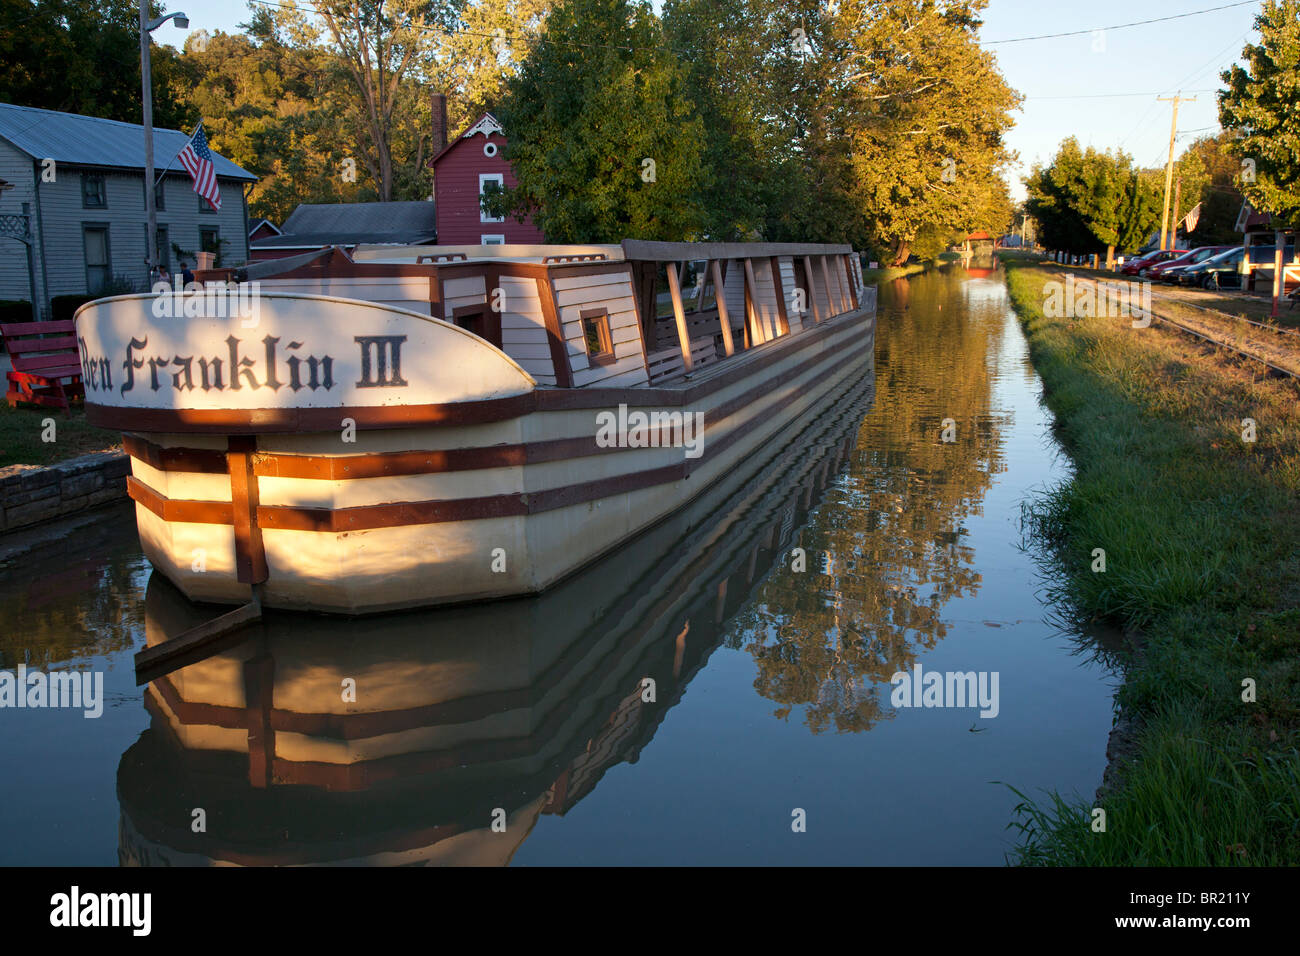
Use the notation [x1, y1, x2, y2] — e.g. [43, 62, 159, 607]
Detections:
[1, 320, 84, 416]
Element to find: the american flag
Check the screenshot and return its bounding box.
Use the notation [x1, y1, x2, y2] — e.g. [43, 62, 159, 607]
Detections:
[177, 122, 221, 211]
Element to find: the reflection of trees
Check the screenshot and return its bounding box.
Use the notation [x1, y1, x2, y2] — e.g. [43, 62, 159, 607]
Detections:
[0, 510, 146, 669]
[728, 270, 1012, 733]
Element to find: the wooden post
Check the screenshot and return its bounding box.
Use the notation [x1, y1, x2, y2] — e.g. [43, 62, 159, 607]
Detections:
[802, 256, 822, 323]
[843, 254, 859, 310]
[1273, 230, 1285, 318]
[742, 258, 766, 345]
[769, 256, 791, 336]
[665, 260, 693, 372]
[694, 259, 708, 312]
[711, 259, 735, 356]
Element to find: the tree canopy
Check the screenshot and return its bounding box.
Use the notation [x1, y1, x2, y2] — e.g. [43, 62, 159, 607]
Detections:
[1218, 0, 1300, 227]
[1024, 138, 1162, 255]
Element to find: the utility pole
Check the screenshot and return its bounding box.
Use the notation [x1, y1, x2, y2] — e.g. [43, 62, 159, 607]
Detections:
[1158, 94, 1194, 252]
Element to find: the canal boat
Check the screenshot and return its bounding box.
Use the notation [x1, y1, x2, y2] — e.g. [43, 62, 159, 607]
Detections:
[118, 363, 875, 865]
[75, 240, 875, 613]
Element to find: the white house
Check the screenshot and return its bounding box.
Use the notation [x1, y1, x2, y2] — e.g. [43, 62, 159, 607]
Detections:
[0, 102, 257, 314]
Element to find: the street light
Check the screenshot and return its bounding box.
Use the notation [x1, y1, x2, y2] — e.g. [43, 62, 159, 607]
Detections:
[140, 6, 189, 285]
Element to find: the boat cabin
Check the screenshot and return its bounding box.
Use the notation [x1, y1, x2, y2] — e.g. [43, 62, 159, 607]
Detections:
[202, 240, 869, 389]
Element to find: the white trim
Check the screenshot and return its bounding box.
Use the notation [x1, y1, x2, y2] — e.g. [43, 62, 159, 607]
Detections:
[479, 173, 504, 224]
[463, 114, 505, 140]
[480, 234, 505, 245]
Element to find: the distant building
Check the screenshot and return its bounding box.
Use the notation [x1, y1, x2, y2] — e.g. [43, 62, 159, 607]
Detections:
[248, 217, 281, 244]
[249, 201, 438, 261]
[429, 99, 544, 246]
[0, 102, 256, 312]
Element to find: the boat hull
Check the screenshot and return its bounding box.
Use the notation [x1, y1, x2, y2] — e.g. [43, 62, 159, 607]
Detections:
[119, 307, 873, 612]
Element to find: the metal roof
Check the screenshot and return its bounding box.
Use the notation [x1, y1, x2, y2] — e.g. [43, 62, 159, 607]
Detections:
[0, 102, 257, 181]
[251, 230, 438, 249]
[280, 201, 437, 237]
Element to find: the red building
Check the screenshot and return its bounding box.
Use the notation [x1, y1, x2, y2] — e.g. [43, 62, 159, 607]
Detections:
[429, 98, 544, 246]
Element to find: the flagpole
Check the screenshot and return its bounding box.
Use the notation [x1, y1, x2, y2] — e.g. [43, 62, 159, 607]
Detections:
[153, 125, 197, 190]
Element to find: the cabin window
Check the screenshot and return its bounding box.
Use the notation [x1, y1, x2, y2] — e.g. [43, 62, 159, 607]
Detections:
[451, 305, 502, 349]
[479, 174, 504, 223]
[81, 173, 106, 208]
[82, 225, 111, 294]
[581, 307, 616, 366]
[481, 234, 505, 245]
[199, 191, 217, 213]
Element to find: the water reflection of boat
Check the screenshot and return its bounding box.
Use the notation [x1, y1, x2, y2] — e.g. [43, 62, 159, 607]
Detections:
[117, 351, 877, 866]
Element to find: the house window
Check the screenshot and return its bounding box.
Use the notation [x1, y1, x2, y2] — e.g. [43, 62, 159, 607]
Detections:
[83, 225, 111, 294]
[580, 308, 615, 365]
[479, 173, 504, 223]
[145, 223, 170, 273]
[481, 234, 505, 245]
[81, 173, 106, 208]
[199, 227, 220, 252]
[451, 305, 502, 348]
[143, 177, 165, 211]
[199, 190, 217, 213]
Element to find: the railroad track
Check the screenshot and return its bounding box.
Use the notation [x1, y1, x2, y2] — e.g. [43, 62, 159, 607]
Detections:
[1145, 287, 1300, 340]
[1143, 306, 1299, 380]
[1075, 275, 1300, 382]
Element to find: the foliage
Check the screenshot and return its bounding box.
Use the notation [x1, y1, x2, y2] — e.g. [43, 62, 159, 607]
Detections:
[1219, 0, 1300, 227]
[826, 0, 1020, 264]
[1176, 134, 1245, 245]
[491, 0, 708, 242]
[1024, 137, 1162, 255]
[0, 0, 193, 128]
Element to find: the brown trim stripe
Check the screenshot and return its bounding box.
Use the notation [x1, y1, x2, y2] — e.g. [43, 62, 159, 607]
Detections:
[122, 433, 228, 474]
[124, 315, 869, 481]
[126, 476, 234, 524]
[124, 337, 868, 532]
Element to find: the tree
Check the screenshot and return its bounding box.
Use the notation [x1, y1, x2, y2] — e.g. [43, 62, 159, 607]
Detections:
[1024, 138, 1161, 256]
[175, 10, 370, 222]
[310, 0, 461, 202]
[430, 0, 554, 135]
[660, 0, 782, 240]
[1218, 0, 1300, 227]
[0, 0, 190, 128]
[1175, 134, 1244, 245]
[821, 0, 1021, 264]
[492, 0, 708, 242]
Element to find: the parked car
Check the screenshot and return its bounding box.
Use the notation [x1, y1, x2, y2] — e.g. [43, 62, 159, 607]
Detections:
[1148, 245, 1235, 282]
[1121, 249, 1181, 276]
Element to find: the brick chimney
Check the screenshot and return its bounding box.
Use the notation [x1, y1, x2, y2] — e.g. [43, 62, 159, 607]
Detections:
[432, 93, 448, 153]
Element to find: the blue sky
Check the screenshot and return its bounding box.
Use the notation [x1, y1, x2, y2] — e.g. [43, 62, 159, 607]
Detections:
[159, 0, 1265, 200]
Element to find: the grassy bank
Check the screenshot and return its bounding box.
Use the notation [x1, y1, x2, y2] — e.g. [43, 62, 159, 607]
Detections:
[862, 260, 933, 283]
[1002, 260, 1300, 865]
[0, 404, 119, 468]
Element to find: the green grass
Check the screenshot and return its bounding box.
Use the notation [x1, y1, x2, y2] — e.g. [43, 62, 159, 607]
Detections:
[1002, 260, 1300, 865]
[0, 402, 120, 468]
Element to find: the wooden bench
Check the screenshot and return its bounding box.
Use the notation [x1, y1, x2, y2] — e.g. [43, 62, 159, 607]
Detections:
[1, 319, 84, 416]
[646, 336, 721, 384]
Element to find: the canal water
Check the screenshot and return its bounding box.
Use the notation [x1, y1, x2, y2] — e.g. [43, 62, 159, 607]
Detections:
[0, 260, 1119, 866]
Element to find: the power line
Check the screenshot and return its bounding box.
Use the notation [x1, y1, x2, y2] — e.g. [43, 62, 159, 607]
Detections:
[981, 0, 1260, 45]
[1024, 89, 1217, 100]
